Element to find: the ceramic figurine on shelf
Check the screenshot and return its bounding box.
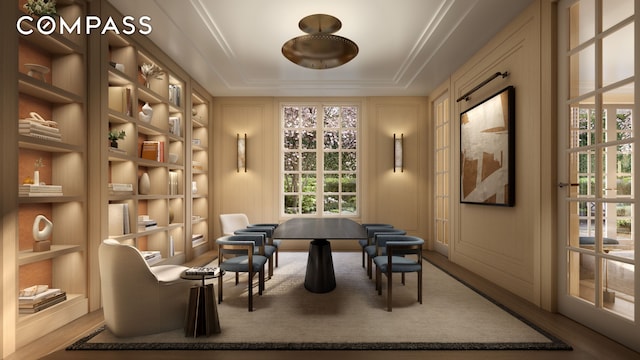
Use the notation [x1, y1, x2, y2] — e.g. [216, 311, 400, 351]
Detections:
[139, 102, 153, 123]
[32, 214, 53, 252]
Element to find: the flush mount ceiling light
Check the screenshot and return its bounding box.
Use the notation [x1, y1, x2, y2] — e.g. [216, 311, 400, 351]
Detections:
[282, 14, 359, 69]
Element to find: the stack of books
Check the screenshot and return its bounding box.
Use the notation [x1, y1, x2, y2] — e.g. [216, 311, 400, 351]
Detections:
[108, 183, 133, 195]
[185, 266, 220, 276]
[192, 233, 206, 247]
[138, 215, 157, 232]
[19, 119, 62, 142]
[140, 250, 161, 265]
[19, 184, 63, 197]
[19, 288, 66, 314]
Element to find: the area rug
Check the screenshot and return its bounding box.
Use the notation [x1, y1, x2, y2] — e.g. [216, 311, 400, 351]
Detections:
[68, 252, 571, 351]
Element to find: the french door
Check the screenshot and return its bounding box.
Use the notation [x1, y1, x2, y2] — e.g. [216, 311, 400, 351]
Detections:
[558, 0, 639, 350]
[433, 92, 450, 256]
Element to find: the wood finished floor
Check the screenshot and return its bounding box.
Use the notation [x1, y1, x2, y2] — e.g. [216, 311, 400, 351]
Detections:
[8, 251, 640, 360]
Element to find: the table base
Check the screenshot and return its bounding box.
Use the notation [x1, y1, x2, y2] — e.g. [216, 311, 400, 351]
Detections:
[304, 239, 336, 293]
[185, 284, 220, 337]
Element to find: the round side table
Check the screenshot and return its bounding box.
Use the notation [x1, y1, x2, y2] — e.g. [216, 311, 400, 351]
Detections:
[181, 269, 225, 337]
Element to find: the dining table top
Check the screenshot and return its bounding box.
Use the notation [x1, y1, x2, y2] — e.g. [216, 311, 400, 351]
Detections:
[272, 218, 367, 240]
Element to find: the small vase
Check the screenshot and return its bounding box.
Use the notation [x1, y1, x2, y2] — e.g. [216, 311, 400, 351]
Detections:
[110, 140, 118, 148]
[33, 170, 40, 185]
[192, 181, 198, 194]
[139, 172, 151, 195]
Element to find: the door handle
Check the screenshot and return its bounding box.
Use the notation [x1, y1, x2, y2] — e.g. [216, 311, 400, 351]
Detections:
[558, 182, 579, 188]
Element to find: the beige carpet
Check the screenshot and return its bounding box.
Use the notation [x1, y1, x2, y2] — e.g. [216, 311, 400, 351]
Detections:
[69, 252, 570, 350]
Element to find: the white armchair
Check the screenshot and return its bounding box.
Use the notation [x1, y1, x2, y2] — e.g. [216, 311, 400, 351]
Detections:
[98, 239, 199, 337]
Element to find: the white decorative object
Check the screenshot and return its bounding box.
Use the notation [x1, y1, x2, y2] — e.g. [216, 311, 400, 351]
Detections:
[32, 214, 53, 252]
[139, 172, 150, 195]
[32, 215, 53, 241]
[139, 102, 153, 123]
[168, 153, 178, 164]
[192, 181, 198, 194]
[33, 170, 40, 185]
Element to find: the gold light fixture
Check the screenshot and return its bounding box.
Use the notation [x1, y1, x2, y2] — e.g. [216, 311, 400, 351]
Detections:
[394, 133, 403, 173]
[237, 133, 246, 172]
[282, 14, 358, 69]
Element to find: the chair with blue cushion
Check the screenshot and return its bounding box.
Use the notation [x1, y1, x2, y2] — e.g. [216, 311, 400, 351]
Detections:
[216, 234, 268, 311]
[234, 228, 277, 279]
[359, 224, 394, 268]
[364, 227, 407, 278]
[373, 234, 424, 311]
[220, 213, 280, 277]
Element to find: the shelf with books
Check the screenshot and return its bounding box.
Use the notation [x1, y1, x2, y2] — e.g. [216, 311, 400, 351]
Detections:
[16, 2, 88, 343]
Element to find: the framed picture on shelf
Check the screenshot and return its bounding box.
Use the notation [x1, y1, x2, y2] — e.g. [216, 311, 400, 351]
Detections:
[460, 85, 515, 206]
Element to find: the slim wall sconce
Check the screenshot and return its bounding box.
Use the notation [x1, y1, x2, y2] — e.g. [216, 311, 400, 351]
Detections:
[237, 133, 246, 172]
[394, 133, 403, 173]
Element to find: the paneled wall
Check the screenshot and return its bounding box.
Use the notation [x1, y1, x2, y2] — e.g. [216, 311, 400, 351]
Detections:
[447, 1, 556, 308]
[212, 97, 429, 251]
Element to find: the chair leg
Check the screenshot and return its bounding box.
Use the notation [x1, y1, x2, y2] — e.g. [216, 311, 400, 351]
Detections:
[367, 255, 373, 279]
[401, 272, 405, 285]
[218, 274, 223, 304]
[361, 248, 365, 268]
[248, 270, 253, 312]
[275, 248, 279, 267]
[418, 268, 422, 304]
[259, 266, 265, 295]
[376, 267, 382, 295]
[387, 270, 393, 312]
[235, 272, 239, 285]
[268, 256, 274, 279]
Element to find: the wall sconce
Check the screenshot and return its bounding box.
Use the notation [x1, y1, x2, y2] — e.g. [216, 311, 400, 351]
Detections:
[394, 133, 403, 173]
[237, 133, 246, 172]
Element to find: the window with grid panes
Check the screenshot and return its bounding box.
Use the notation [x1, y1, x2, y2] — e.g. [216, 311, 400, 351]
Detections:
[282, 104, 358, 216]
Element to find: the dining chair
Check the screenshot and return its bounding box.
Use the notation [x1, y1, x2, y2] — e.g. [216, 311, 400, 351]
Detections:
[220, 213, 281, 273]
[373, 234, 424, 311]
[216, 234, 268, 311]
[359, 224, 394, 268]
[234, 228, 277, 278]
[364, 227, 407, 278]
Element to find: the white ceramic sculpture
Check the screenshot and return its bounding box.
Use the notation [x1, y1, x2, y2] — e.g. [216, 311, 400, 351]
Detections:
[139, 102, 153, 123]
[32, 215, 53, 241]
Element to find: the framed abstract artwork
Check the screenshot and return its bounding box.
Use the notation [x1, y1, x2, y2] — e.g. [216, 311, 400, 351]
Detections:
[460, 86, 515, 206]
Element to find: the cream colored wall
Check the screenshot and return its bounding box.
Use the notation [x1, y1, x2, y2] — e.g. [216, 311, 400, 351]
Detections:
[212, 97, 429, 251]
[443, 0, 556, 309]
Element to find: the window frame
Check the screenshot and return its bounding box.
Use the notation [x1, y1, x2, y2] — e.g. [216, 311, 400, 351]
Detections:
[280, 102, 360, 218]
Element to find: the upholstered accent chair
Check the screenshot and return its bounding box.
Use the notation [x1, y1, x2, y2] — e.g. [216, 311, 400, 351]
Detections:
[98, 239, 199, 337]
[219, 213, 281, 276]
[216, 234, 269, 311]
[373, 235, 424, 311]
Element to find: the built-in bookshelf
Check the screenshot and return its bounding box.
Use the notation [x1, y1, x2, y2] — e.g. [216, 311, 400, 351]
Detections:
[14, 0, 89, 348]
[105, 29, 187, 265]
[189, 85, 212, 258]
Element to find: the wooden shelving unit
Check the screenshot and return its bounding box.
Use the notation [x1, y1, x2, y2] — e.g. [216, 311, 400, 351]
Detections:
[13, 0, 89, 349]
[0, 1, 214, 355]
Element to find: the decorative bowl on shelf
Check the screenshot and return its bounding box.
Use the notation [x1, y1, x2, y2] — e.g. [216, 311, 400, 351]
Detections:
[24, 63, 50, 81]
[169, 153, 179, 164]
